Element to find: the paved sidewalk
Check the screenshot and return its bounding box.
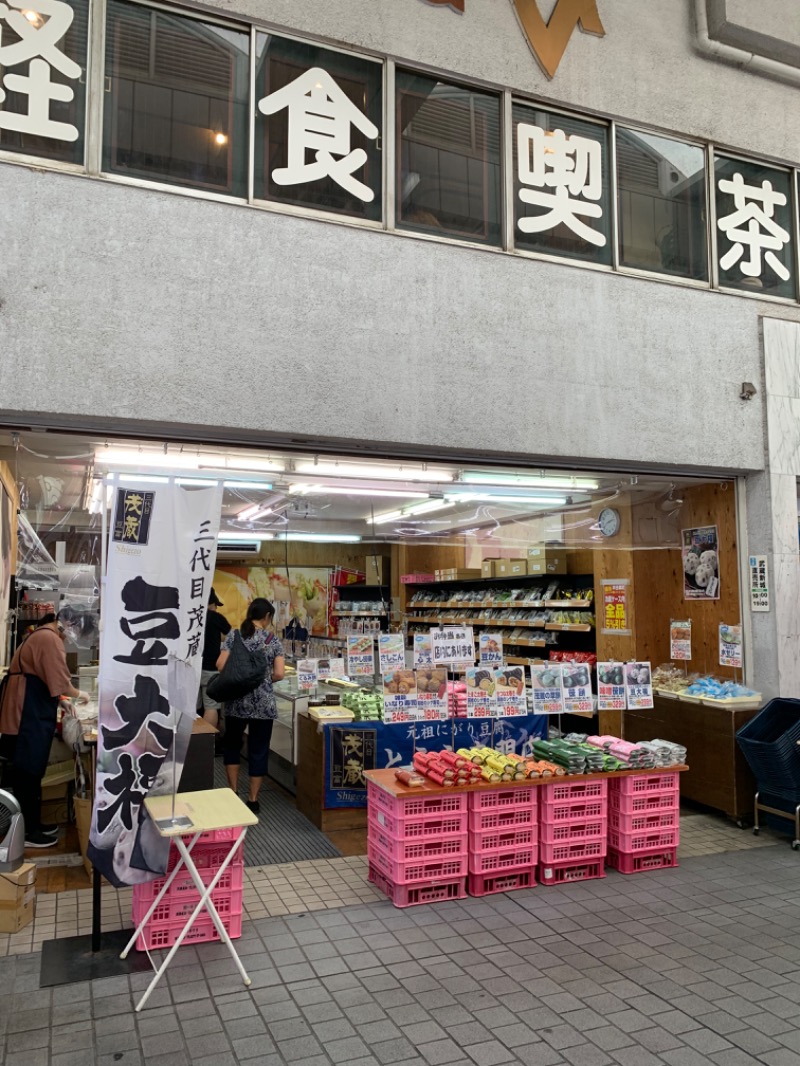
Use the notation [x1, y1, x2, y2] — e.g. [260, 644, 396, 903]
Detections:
[3, 843, 800, 1066]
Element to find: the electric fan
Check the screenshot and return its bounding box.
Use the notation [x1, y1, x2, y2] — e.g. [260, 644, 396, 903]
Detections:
[0, 789, 25, 873]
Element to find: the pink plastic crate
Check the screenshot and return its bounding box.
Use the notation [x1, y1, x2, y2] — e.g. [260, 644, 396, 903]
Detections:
[608, 826, 679, 852]
[606, 846, 679, 874]
[609, 806, 679, 835]
[468, 868, 536, 896]
[369, 824, 467, 864]
[368, 864, 467, 907]
[468, 844, 538, 875]
[609, 788, 679, 815]
[166, 841, 244, 873]
[370, 807, 468, 839]
[541, 779, 607, 804]
[539, 816, 607, 845]
[134, 909, 242, 951]
[133, 862, 244, 905]
[368, 781, 467, 819]
[469, 804, 537, 834]
[468, 786, 538, 812]
[539, 838, 606, 864]
[133, 887, 242, 927]
[612, 772, 680, 797]
[196, 826, 244, 845]
[401, 573, 436, 584]
[540, 796, 607, 823]
[538, 858, 605, 885]
[368, 841, 467, 883]
[469, 825, 536, 854]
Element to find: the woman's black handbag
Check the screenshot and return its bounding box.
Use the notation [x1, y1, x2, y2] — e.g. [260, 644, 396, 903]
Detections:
[205, 631, 269, 702]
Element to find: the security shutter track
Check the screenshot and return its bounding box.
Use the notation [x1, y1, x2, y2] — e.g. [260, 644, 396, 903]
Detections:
[212, 758, 341, 865]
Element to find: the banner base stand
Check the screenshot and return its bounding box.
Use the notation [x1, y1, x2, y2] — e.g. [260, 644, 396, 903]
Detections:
[39, 929, 152, 987]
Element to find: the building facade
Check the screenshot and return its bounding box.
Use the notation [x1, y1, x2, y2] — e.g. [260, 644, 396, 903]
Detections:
[2, 0, 800, 695]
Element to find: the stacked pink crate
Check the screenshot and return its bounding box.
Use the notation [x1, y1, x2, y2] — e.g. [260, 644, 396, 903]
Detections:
[538, 778, 608, 885]
[131, 827, 245, 950]
[606, 772, 680, 874]
[467, 785, 539, 895]
[367, 781, 469, 907]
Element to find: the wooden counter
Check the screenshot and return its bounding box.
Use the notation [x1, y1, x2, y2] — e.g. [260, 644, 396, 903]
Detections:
[624, 694, 760, 821]
[296, 710, 368, 833]
[365, 764, 688, 800]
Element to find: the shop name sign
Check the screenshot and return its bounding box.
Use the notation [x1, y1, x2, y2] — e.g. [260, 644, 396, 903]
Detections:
[424, 0, 606, 79]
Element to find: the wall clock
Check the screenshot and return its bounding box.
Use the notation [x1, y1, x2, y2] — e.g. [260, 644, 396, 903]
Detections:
[598, 507, 621, 537]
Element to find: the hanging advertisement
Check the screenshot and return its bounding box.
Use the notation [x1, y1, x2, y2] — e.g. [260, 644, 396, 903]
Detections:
[670, 620, 692, 661]
[382, 668, 419, 724]
[682, 526, 720, 600]
[561, 662, 593, 714]
[466, 667, 495, 717]
[412, 631, 433, 667]
[346, 634, 375, 676]
[719, 624, 743, 669]
[415, 667, 449, 720]
[600, 580, 630, 635]
[530, 663, 565, 715]
[297, 659, 318, 691]
[624, 661, 654, 710]
[494, 666, 527, 717]
[596, 662, 626, 711]
[89, 480, 223, 887]
[478, 632, 504, 666]
[378, 632, 405, 674]
[431, 626, 475, 666]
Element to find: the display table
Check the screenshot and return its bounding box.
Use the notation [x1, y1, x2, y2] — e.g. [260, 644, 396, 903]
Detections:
[624, 694, 760, 820]
[122, 788, 258, 1012]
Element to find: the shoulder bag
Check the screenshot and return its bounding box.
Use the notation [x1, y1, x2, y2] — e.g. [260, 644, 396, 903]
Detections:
[205, 630, 270, 702]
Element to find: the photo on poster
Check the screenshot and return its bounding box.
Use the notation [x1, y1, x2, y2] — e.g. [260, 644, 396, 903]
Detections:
[530, 663, 565, 715]
[346, 634, 375, 676]
[719, 623, 743, 669]
[596, 662, 626, 711]
[412, 632, 433, 667]
[378, 632, 406, 673]
[624, 661, 654, 710]
[670, 620, 692, 661]
[682, 526, 720, 600]
[415, 667, 448, 720]
[478, 632, 504, 666]
[494, 666, 527, 717]
[383, 668, 419, 723]
[466, 667, 496, 717]
[561, 662, 593, 714]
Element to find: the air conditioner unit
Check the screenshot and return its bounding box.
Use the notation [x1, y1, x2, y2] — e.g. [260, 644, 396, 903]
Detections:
[217, 541, 262, 558]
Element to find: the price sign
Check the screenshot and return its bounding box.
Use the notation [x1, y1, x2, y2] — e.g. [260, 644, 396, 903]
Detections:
[465, 667, 495, 717]
[478, 632, 504, 666]
[412, 632, 433, 667]
[624, 661, 653, 710]
[382, 669, 419, 724]
[719, 624, 743, 669]
[494, 667, 527, 717]
[596, 662, 626, 711]
[415, 667, 449, 720]
[317, 658, 345, 680]
[346, 635, 375, 677]
[378, 633, 405, 674]
[530, 664, 565, 715]
[297, 659, 318, 691]
[561, 662, 593, 714]
[670, 620, 692, 661]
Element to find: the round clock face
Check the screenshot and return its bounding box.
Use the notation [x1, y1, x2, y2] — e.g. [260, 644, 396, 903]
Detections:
[598, 507, 621, 537]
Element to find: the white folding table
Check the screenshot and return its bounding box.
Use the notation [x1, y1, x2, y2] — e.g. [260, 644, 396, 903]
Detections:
[121, 788, 258, 1012]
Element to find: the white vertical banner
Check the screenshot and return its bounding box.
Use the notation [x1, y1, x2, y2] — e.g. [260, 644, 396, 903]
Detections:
[88, 480, 223, 887]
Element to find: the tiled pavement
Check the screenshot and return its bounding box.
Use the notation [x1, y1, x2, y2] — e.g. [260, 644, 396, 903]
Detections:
[3, 842, 800, 1066]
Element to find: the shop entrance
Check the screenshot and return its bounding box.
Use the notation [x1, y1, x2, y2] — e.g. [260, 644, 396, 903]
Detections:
[0, 428, 751, 892]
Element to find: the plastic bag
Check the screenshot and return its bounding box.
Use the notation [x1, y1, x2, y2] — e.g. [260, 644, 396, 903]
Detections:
[206, 631, 268, 702]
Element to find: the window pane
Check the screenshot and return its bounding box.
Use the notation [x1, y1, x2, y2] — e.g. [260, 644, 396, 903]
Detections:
[0, 0, 88, 165]
[397, 71, 501, 246]
[714, 155, 795, 299]
[254, 35, 383, 221]
[513, 104, 611, 265]
[617, 128, 708, 281]
[104, 1, 249, 197]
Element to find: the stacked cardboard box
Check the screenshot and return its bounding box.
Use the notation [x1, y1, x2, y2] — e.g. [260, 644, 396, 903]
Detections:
[0, 862, 37, 933]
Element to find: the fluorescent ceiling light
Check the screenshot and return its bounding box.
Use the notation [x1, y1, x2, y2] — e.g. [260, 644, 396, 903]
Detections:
[96, 448, 283, 474]
[176, 478, 220, 487]
[218, 533, 274, 542]
[238, 504, 273, 521]
[371, 509, 404, 526]
[447, 493, 568, 505]
[116, 474, 169, 484]
[404, 499, 454, 517]
[223, 480, 274, 490]
[461, 472, 598, 491]
[280, 532, 362, 543]
[290, 484, 429, 499]
[294, 461, 452, 483]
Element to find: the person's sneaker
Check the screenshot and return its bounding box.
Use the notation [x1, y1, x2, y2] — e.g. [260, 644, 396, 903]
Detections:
[25, 831, 58, 848]
[245, 800, 260, 815]
[40, 824, 59, 835]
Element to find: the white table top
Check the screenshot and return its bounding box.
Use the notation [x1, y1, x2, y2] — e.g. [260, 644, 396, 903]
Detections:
[144, 788, 258, 837]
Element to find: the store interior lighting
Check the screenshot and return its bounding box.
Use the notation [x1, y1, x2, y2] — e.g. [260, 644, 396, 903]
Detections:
[237, 504, 273, 521]
[289, 484, 430, 499]
[95, 447, 284, 474]
[460, 471, 599, 491]
[279, 532, 362, 543]
[218, 532, 274, 542]
[293, 461, 453, 482]
[446, 492, 569, 505]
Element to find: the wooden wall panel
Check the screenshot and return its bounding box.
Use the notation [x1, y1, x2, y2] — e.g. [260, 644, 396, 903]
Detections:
[0, 460, 18, 575]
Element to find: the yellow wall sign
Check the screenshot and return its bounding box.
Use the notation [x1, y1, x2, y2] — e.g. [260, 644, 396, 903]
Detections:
[425, 0, 606, 79]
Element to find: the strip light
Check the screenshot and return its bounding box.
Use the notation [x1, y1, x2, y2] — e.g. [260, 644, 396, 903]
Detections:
[294, 461, 452, 483]
[289, 484, 430, 500]
[372, 499, 454, 524]
[96, 447, 283, 474]
[238, 504, 273, 521]
[447, 493, 568, 505]
[218, 533, 274, 542]
[461, 471, 599, 491]
[280, 532, 362, 543]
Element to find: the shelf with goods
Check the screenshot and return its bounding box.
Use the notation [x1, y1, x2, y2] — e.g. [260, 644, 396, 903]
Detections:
[330, 581, 391, 635]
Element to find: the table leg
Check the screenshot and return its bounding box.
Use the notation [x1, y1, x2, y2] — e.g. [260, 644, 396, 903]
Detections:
[133, 831, 250, 1012]
[120, 831, 201, 960]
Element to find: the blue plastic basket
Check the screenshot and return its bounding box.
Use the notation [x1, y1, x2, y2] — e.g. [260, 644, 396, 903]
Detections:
[736, 698, 800, 797]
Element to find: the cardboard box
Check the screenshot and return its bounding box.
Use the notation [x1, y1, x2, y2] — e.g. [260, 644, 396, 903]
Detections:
[364, 556, 388, 586]
[0, 862, 37, 934]
[527, 547, 567, 575]
[438, 568, 481, 581]
[497, 558, 527, 577]
[481, 559, 501, 578]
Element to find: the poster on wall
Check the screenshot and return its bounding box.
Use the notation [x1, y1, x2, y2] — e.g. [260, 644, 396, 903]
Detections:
[382, 668, 419, 723]
[670, 620, 692, 661]
[466, 667, 495, 717]
[211, 565, 330, 636]
[601, 579, 630, 635]
[328, 726, 376, 804]
[415, 667, 448, 720]
[346, 634, 375, 676]
[530, 663, 565, 715]
[719, 624, 743, 669]
[596, 662, 626, 711]
[494, 666, 527, 717]
[624, 661, 654, 710]
[0, 482, 12, 667]
[682, 526, 720, 600]
[749, 556, 769, 612]
[88, 480, 224, 887]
